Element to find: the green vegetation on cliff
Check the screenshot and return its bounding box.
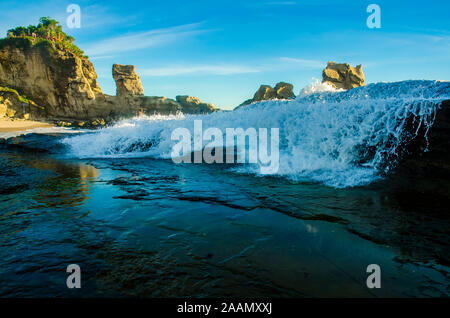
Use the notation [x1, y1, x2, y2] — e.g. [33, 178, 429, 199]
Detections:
[1, 17, 85, 58]
[0, 86, 42, 109]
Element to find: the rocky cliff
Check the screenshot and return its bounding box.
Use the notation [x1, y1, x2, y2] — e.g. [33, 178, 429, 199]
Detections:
[0, 37, 217, 126]
[0, 38, 106, 121]
[322, 61, 365, 89]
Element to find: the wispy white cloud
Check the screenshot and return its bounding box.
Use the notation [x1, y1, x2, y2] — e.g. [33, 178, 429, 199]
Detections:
[0, 1, 139, 36]
[80, 4, 138, 29]
[84, 22, 209, 57]
[140, 56, 327, 77]
[141, 64, 261, 76]
[279, 57, 324, 68]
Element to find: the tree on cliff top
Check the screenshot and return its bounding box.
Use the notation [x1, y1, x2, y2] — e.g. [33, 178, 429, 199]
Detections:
[4, 17, 85, 57]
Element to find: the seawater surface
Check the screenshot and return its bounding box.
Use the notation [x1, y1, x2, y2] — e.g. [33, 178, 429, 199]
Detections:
[0, 80, 449, 297]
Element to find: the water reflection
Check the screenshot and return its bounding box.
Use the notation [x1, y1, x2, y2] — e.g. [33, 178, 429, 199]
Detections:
[0, 149, 448, 297]
[3, 154, 97, 210]
[30, 159, 98, 210]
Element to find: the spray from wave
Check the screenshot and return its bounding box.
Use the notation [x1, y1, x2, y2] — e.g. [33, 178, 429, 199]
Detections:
[62, 80, 450, 188]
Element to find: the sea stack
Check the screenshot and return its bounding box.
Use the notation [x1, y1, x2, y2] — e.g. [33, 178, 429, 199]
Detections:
[322, 61, 365, 89]
[237, 81, 295, 108]
[112, 64, 145, 97]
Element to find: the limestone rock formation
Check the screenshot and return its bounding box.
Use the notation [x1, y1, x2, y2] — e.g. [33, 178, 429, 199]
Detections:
[0, 38, 105, 121]
[236, 82, 295, 109]
[253, 85, 277, 102]
[0, 91, 21, 118]
[0, 88, 41, 119]
[176, 95, 217, 114]
[322, 61, 365, 90]
[140, 96, 182, 115]
[0, 37, 217, 125]
[274, 82, 295, 99]
[112, 64, 144, 97]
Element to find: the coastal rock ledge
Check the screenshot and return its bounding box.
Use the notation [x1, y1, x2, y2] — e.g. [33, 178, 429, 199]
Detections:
[176, 95, 217, 114]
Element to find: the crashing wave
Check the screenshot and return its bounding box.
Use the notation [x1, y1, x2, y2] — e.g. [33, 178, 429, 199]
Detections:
[62, 80, 450, 188]
[297, 78, 344, 97]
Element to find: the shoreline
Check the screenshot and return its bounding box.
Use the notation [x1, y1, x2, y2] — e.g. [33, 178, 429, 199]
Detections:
[0, 118, 54, 133]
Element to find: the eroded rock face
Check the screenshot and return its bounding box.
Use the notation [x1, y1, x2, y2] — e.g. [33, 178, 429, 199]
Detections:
[112, 64, 144, 97]
[141, 96, 182, 115]
[0, 91, 23, 118]
[0, 40, 105, 120]
[253, 85, 277, 102]
[274, 82, 295, 99]
[237, 82, 296, 109]
[322, 61, 365, 90]
[0, 38, 217, 125]
[175, 95, 217, 114]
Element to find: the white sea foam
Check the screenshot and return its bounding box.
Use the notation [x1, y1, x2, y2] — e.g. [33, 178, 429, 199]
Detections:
[62, 80, 450, 188]
[297, 78, 344, 97]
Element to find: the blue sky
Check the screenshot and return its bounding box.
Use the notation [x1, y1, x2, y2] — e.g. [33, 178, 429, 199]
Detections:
[0, 0, 449, 109]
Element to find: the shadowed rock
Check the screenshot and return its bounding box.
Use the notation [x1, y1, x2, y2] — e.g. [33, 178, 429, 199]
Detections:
[236, 82, 295, 109]
[253, 85, 277, 102]
[397, 99, 450, 176]
[141, 96, 182, 114]
[274, 82, 295, 99]
[176, 95, 217, 114]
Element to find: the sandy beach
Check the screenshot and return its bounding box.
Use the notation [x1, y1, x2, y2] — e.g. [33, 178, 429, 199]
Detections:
[0, 118, 53, 132]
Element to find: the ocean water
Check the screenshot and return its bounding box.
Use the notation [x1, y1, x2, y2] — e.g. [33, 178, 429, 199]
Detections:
[0, 80, 449, 297]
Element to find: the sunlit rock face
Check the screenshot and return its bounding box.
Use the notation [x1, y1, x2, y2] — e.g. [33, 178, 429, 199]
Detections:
[322, 61, 365, 90]
[0, 39, 105, 120]
[112, 64, 144, 97]
[0, 40, 218, 124]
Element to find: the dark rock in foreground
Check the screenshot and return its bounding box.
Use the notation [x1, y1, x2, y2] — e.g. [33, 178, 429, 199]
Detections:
[397, 99, 450, 176]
